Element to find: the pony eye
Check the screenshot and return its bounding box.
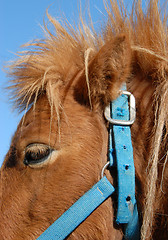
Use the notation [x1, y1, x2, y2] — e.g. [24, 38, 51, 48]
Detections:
[23, 144, 53, 166]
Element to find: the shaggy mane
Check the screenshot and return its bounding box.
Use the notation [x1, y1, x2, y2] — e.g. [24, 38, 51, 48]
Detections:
[7, 1, 168, 239]
[8, 11, 102, 112]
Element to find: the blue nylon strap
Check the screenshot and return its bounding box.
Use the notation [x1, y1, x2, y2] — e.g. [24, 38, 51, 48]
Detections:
[112, 99, 136, 223]
[124, 203, 140, 240]
[37, 176, 114, 240]
[109, 84, 140, 239]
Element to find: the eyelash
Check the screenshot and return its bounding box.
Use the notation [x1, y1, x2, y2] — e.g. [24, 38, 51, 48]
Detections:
[23, 144, 53, 166]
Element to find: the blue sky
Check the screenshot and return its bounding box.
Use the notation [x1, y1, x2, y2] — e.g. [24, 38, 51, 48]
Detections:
[0, 0, 166, 166]
[0, 0, 110, 166]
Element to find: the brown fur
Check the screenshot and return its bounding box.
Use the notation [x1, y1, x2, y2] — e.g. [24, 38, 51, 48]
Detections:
[1, 0, 168, 239]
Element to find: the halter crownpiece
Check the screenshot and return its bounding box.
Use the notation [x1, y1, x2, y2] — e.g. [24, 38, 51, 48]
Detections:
[37, 84, 139, 240]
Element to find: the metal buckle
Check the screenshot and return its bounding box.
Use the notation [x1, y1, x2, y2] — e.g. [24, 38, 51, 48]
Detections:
[104, 90, 136, 126]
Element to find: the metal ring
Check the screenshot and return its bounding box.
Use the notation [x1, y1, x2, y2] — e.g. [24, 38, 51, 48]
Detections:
[101, 161, 110, 179]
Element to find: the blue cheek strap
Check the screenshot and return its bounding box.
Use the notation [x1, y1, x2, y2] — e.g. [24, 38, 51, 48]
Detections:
[104, 84, 139, 239]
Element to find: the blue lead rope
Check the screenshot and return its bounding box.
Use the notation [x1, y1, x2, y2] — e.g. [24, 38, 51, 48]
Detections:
[37, 176, 114, 240]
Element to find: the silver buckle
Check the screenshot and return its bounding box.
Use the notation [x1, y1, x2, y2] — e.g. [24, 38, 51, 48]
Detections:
[104, 90, 136, 126]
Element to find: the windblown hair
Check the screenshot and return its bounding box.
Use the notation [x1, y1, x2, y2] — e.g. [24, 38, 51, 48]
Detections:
[7, 0, 168, 239]
[106, 1, 168, 239]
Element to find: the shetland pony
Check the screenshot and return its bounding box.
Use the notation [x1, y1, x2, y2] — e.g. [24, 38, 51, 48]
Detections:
[0, 0, 168, 239]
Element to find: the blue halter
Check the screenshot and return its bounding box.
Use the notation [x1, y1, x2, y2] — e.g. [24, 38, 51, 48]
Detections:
[37, 85, 140, 240]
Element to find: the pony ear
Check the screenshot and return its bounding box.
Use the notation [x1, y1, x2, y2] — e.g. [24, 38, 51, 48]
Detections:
[74, 35, 132, 110]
